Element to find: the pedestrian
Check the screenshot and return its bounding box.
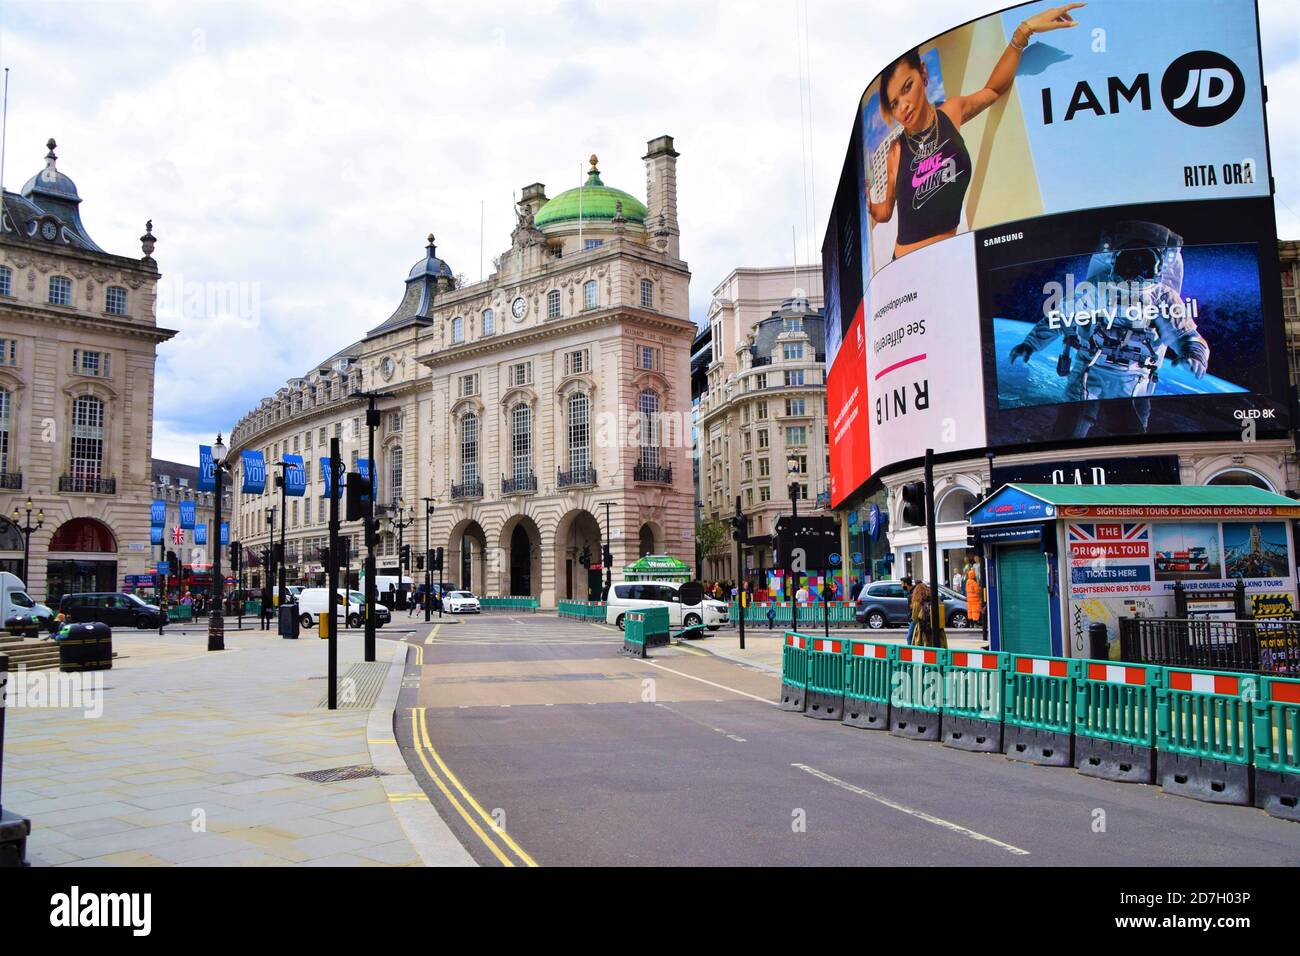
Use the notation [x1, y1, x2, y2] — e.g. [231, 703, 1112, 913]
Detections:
[965, 560, 982, 628]
[795, 582, 810, 605]
[909, 578, 931, 646]
[900, 577, 917, 644]
[951, 567, 963, 592]
[850, 577, 864, 602]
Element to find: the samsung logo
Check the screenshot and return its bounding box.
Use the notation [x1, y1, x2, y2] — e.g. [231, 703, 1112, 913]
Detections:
[983, 232, 1023, 247]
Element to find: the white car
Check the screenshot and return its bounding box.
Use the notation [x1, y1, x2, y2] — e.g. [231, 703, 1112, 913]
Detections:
[445, 591, 480, 614]
[605, 581, 729, 631]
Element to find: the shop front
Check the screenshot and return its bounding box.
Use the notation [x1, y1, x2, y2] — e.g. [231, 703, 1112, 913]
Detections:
[969, 484, 1300, 659]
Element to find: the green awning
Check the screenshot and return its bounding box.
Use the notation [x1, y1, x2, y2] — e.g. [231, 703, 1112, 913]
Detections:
[623, 555, 693, 580]
[1003, 484, 1297, 507]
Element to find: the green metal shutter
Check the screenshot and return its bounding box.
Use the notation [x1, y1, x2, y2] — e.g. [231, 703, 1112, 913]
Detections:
[997, 544, 1050, 656]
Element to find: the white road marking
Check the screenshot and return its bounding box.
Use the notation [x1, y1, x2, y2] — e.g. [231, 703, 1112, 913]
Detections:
[791, 763, 1030, 857]
[634, 659, 779, 706]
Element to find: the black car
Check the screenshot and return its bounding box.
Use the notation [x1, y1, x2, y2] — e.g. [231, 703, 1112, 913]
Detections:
[854, 581, 970, 630]
[59, 592, 166, 629]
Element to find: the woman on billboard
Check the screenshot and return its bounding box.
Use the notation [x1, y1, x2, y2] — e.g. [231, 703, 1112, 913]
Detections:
[867, 3, 1085, 260]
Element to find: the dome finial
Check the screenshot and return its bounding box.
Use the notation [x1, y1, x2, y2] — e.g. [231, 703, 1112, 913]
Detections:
[44, 138, 58, 173]
[427, 233, 436, 254]
[589, 153, 598, 170]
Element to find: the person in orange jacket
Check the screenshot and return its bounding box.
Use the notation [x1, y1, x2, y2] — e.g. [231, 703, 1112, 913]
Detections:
[965, 560, 983, 625]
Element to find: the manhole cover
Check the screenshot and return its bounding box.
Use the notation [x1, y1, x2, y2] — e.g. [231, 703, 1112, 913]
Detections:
[293, 765, 388, 783]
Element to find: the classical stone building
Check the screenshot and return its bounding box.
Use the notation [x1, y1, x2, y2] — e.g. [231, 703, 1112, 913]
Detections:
[150, 458, 230, 591]
[694, 265, 832, 582]
[228, 136, 696, 605]
[0, 139, 172, 602]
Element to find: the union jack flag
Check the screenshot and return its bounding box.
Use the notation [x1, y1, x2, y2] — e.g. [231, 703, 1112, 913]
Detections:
[1068, 523, 1149, 543]
[171, 525, 185, 545]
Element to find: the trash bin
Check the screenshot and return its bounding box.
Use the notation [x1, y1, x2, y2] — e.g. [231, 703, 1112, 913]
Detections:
[279, 602, 300, 640]
[4, 614, 41, 638]
[58, 622, 112, 672]
[1088, 622, 1109, 660]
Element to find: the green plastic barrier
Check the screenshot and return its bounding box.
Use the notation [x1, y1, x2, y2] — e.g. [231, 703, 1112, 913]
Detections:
[1073, 661, 1162, 783]
[621, 607, 669, 657]
[1156, 666, 1254, 805]
[805, 636, 845, 720]
[779, 632, 809, 712]
[941, 650, 1007, 752]
[889, 645, 943, 740]
[167, 605, 194, 623]
[844, 638, 892, 730]
[558, 600, 608, 621]
[482, 596, 540, 611]
[1004, 654, 1080, 766]
[245, 599, 262, 616]
[1253, 676, 1300, 821]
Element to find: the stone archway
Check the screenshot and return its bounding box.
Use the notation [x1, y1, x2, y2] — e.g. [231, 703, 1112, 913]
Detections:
[498, 514, 542, 599]
[554, 509, 603, 601]
[638, 521, 663, 557]
[448, 519, 488, 594]
[46, 517, 118, 605]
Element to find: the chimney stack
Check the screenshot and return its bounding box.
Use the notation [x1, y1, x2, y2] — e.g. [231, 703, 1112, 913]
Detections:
[643, 135, 680, 258]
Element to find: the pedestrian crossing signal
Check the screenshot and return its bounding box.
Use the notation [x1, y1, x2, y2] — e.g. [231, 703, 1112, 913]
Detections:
[901, 481, 927, 528]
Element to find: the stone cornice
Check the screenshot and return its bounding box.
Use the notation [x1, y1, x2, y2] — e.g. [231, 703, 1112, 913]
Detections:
[230, 378, 424, 454]
[418, 307, 695, 370]
[0, 300, 176, 343]
[0, 234, 160, 277]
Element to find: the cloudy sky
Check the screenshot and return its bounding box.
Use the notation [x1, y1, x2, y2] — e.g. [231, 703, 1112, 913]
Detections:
[3, 0, 1297, 464]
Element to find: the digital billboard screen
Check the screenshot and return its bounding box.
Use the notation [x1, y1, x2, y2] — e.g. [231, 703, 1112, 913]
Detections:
[824, 0, 1285, 508]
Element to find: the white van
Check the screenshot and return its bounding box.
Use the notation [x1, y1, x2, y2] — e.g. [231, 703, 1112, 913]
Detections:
[605, 581, 729, 631]
[0, 571, 54, 631]
[297, 588, 391, 629]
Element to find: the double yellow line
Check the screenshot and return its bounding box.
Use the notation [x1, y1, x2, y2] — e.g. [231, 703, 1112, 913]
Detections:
[409, 707, 538, 867]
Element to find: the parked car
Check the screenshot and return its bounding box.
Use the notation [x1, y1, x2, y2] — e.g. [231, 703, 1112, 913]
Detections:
[444, 591, 480, 614]
[58, 591, 166, 629]
[606, 581, 729, 631]
[297, 588, 391, 629]
[854, 581, 970, 629]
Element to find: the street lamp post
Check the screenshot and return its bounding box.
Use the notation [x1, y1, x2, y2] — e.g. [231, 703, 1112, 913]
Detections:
[208, 435, 230, 651]
[274, 461, 288, 610]
[10, 498, 43, 587]
[421, 497, 434, 623]
[264, 506, 277, 628]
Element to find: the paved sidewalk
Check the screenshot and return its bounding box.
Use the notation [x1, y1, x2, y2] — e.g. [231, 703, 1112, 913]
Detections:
[3, 625, 473, 867]
[679, 628, 989, 673]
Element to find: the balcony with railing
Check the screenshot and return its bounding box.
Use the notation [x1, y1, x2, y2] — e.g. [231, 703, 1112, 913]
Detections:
[557, 465, 597, 489]
[0, 472, 21, 490]
[633, 457, 672, 484]
[501, 473, 538, 495]
[451, 479, 484, 501]
[60, 475, 117, 495]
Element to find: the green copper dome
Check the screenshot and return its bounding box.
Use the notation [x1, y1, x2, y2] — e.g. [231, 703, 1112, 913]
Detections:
[534, 156, 647, 229]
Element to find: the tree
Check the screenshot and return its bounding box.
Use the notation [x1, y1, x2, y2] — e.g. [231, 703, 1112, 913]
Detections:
[696, 517, 729, 573]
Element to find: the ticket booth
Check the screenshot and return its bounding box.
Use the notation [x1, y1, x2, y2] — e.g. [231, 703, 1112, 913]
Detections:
[968, 484, 1300, 658]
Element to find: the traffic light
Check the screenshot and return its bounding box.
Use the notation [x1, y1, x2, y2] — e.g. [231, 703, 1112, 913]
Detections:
[732, 513, 748, 542]
[579, 545, 591, 568]
[401, 544, 411, 568]
[901, 480, 927, 528]
[346, 472, 371, 522]
[230, 541, 241, 573]
[416, 551, 425, 571]
[167, 551, 180, 577]
[273, 542, 284, 565]
[434, 547, 444, 572]
[602, 545, 613, 569]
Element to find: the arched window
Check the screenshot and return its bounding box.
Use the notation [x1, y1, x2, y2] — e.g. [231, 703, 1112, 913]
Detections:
[388, 446, 404, 504]
[49, 517, 116, 553]
[105, 286, 128, 315]
[451, 316, 464, 344]
[1207, 469, 1274, 491]
[0, 388, 10, 475]
[70, 395, 105, 481]
[937, 489, 977, 524]
[547, 289, 561, 319]
[511, 403, 532, 481]
[638, 390, 660, 470]
[482, 308, 495, 336]
[460, 413, 479, 487]
[583, 280, 598, 310]
[49, 275, 72, 306]
[640, 279, 654, 309]
[568, 393, 589, 475]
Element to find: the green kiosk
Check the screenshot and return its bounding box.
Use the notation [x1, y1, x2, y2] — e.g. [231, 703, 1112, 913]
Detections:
[968, 484, 1300, 658]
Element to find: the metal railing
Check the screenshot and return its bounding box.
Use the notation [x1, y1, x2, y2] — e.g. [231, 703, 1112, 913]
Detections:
[501, 473, 537, 495]
[557, 465, 597, 489]
[0, 472, 21, 490]
[633, 460, 672, 483]
[1119, 616, 1300, 675]
[59, 475, 116, 495]
[451, 479, 483, 500]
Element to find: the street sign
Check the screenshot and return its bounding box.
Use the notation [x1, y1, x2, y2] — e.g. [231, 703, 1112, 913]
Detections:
[851, 551, 864, 564]
[829, 552, 842, 567]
